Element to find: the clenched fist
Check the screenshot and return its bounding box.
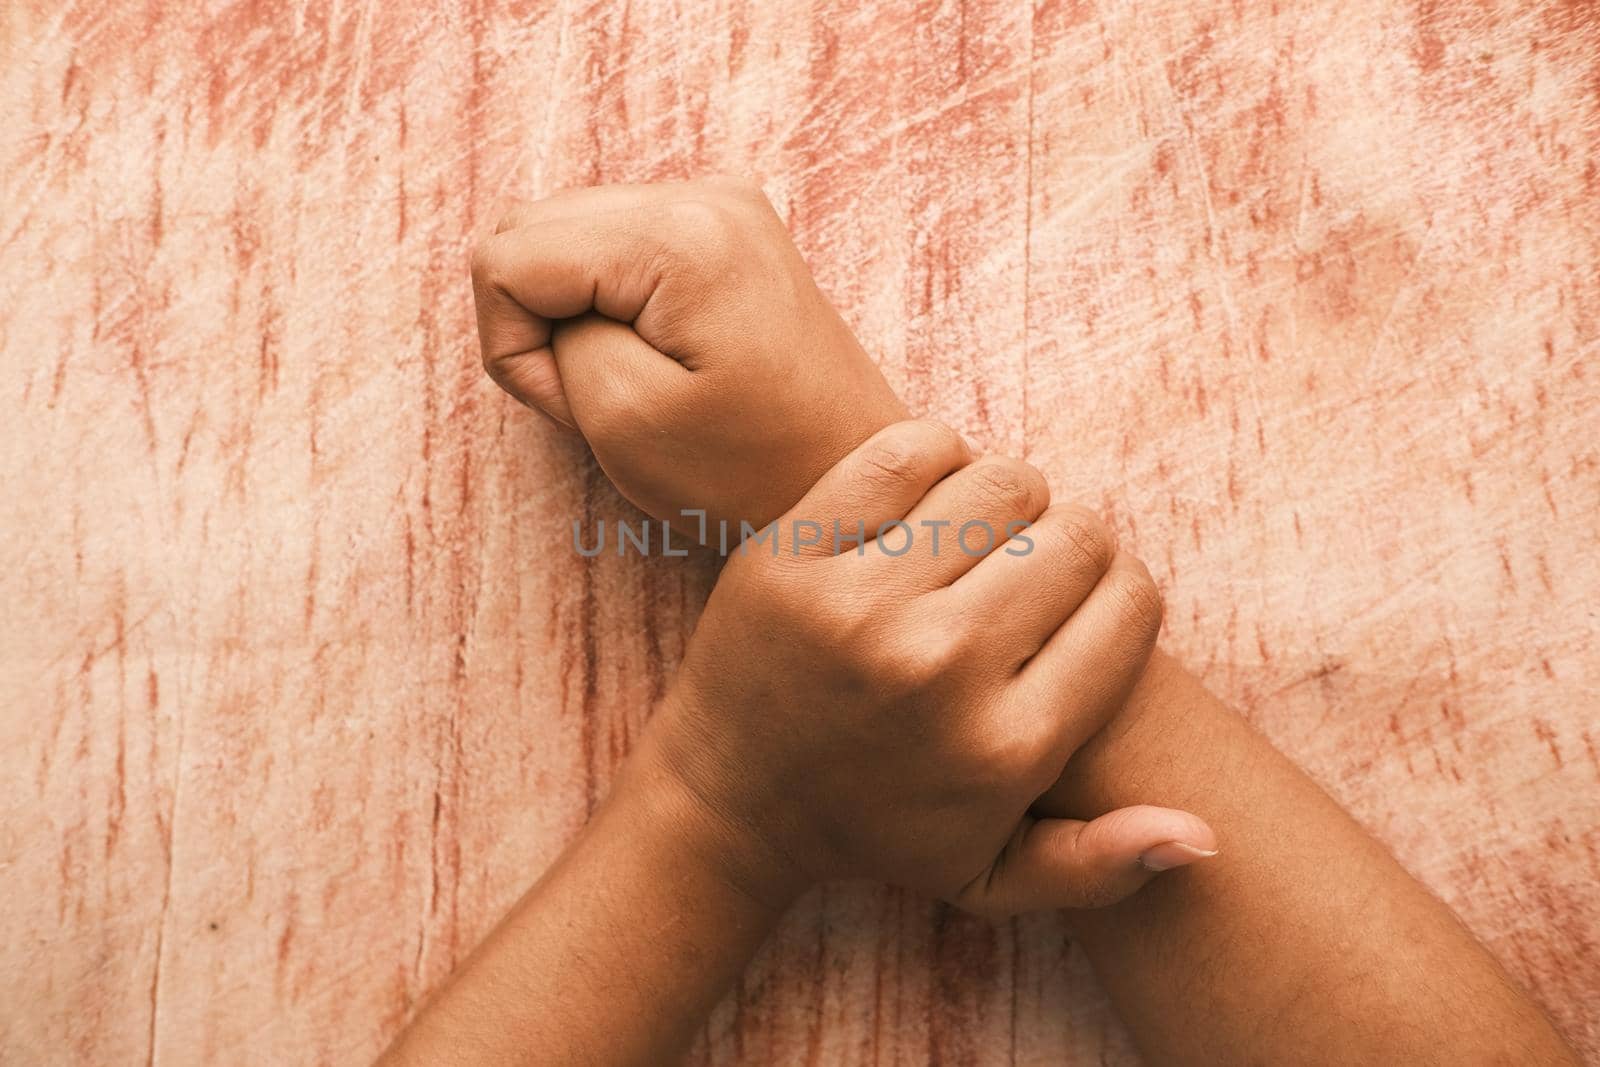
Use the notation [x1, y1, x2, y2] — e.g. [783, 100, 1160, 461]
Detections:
[472, 177, 905, 534]
[637, 421, 1214, 916]
[473, 177, 1216, 896]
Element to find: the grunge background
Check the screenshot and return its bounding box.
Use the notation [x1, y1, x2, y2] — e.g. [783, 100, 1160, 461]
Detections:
[3, 2, 1596, 1062]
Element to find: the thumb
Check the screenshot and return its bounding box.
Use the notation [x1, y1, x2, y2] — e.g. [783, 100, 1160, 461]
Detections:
[549, 312, 690, 435]
[489, 311, 682, 435]
[470, 195, 678, 431]
[956, 806, 1218, 917]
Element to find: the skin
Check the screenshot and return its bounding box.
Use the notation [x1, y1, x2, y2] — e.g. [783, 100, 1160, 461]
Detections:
[459, 179, 1580, 1065]
[381, 423, 1217, 1065]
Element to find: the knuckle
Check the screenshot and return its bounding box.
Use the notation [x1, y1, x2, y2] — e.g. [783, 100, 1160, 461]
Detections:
[667, 200, 741, 266]
[821, 583, 876, 639]
[1036, 508, 1113, 575]
[927, 610, 981, 668]
[920, 419, 966, 454]
[856, 439, 927, 492]
[966, 728, 1042, 792]
[1039, 506, 1116, 575]
[964, 459, 1047, 519]
[869, 419, 965, 473]
[702, 174, 769, 207]
[1108, 562, 1165, 637]
[492, 201, 535, 234]
[468, 237, 502, 290]
[874, 628, 960, 693]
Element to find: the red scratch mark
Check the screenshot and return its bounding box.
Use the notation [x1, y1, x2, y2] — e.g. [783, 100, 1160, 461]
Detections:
[1414, 0, 1448, 74]
[1532, 719, 1564, 769]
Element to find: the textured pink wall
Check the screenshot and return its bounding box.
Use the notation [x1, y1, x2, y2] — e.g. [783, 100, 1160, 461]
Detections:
[3, 2, 1597, 1063]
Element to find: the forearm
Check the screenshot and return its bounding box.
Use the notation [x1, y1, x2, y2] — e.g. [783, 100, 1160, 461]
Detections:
[716, 391, 1572, 1057]
[471, 178, 1572, 1059]
[379, 731, 789, 1067]
[753, 401, 1574, 1059]
[1044, 650, 1577, 1065]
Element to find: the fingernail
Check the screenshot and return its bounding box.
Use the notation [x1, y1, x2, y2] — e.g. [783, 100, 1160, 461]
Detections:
[1138, 841, 1219, 872]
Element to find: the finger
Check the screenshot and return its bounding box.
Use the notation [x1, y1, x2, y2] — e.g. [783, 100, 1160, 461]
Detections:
[888, 456, 1051, 585]
[1005, 550, 1164, 766]
[472, 203, 669, 362]
[548, 311, 696, 490]
[480, 185, 710, 422]
[935, 504, 1118, 662]
[486, 342, 577, 428]
[495, 198, 536, 234]
[781, 420, 972, 558]
[476, 179, 772, 424]
[956, 807, 1217, 916]
[472, 200, 725, 421]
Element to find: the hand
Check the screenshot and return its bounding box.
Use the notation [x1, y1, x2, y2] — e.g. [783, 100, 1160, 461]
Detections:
[473, 177, 1210, 865]
[638, 421, 1216, 917]
[472, 177, 906, 534]
[463, 184, 1582, 1067]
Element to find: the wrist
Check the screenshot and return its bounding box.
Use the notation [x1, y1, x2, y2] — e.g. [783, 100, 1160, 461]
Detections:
[617, 716, 809, 919]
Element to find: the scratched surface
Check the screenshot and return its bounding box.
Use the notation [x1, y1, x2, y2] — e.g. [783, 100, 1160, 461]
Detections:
[3, 1, 1597, 1063]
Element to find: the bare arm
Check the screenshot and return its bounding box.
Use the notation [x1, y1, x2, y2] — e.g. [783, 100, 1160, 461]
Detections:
[383, 423, 1215, 1064]
[471, 178, 1578, 1064]
[378, 741, 787, 1066]
[1053, 652, 1575, 1064]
